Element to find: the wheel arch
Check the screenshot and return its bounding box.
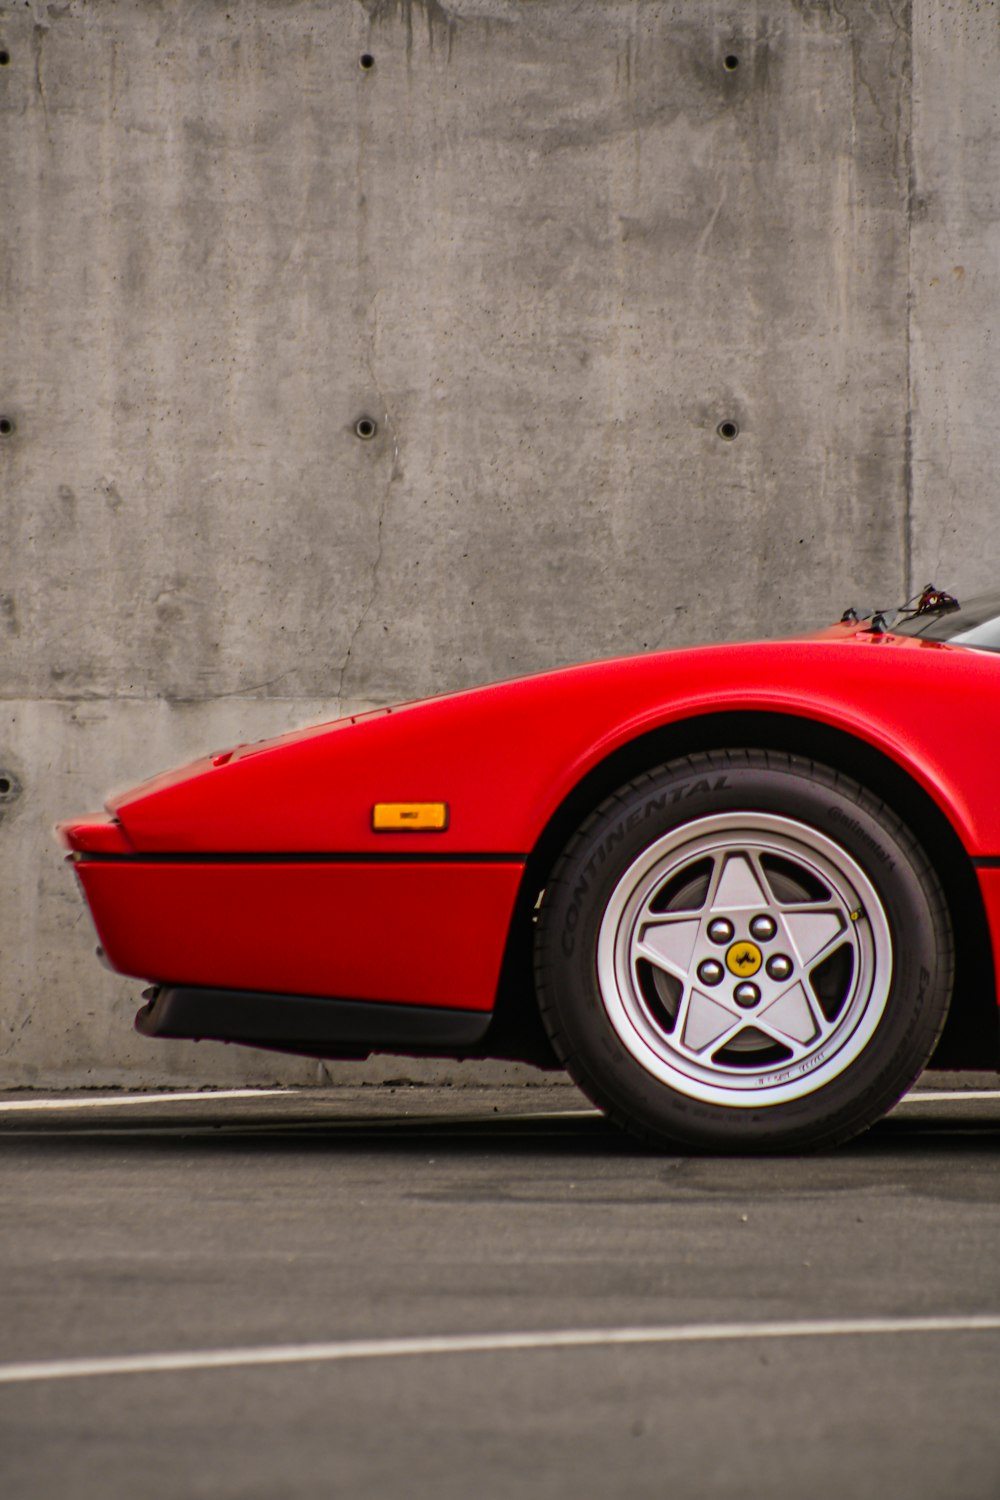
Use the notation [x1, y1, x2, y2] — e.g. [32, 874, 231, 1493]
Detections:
[487, 710, 996, 1071]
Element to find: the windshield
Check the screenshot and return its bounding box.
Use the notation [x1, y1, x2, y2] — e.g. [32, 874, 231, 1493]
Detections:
[890, 588, 1000, 652]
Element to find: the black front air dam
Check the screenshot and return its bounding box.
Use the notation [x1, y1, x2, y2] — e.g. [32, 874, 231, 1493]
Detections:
[136, 986, 493, 1059]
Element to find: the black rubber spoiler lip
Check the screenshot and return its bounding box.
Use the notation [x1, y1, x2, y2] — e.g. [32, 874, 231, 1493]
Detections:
[136, 986, 492, 1058]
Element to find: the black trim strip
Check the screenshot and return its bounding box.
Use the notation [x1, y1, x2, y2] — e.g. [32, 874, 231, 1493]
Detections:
[973, 858, 1000, 869]
[136, 986, 492, 1055]
[76, 850, 527, 866]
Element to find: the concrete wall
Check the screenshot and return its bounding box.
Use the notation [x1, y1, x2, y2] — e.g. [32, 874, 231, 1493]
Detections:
[0, 0, 997, 1086]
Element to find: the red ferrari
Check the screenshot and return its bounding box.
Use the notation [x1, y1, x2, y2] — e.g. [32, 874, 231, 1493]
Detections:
[60, 588, 1000, 1151]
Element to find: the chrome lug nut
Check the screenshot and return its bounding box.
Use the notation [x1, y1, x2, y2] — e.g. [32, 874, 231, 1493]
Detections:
[733, 982, 761, 1008]
[707, 918, 735, 945]
[697, 959, 725, 987]
[766, 954, 794, 981]
[749, 914, 778, 942]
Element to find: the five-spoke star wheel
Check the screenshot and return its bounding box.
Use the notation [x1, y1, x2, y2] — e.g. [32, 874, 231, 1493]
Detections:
[599, 813, 891, 1104]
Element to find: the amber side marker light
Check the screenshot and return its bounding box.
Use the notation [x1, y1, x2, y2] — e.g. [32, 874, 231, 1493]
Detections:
[372, 803, 449, 832]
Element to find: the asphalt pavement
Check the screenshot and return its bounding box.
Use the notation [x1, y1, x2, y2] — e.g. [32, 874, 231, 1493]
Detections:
[2, 1075, 1000, 1499]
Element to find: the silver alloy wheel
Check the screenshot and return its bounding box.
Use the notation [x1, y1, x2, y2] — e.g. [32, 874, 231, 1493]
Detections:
[595, 812, 893, 1107]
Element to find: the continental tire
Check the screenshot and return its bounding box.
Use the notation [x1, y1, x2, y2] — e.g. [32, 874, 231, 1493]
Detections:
[534, 750, 953, 1151]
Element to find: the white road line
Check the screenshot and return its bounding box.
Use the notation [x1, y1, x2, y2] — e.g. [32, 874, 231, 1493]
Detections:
[0, 1089, 996, 1117]
[454, 1109, 600, 1122]
[2, 1315, 999, 1387]
[0, 1089, 290, 1113]
[898, 1091, 1000, 1104]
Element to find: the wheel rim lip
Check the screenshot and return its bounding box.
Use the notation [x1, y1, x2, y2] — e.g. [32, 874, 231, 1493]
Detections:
[595, 812, 894, 1108]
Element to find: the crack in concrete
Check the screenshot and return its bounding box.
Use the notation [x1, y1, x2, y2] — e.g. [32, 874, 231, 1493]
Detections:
[884, 0, 909, 42]
[188, 672, 297, 702]
[694, 187, 727, 259]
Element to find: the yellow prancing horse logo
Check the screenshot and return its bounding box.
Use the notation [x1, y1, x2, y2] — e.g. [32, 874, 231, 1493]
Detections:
[725, 940, 763, 977]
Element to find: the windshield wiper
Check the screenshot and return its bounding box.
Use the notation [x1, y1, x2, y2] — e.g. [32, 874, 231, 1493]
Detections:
[840, 584, 960, 635]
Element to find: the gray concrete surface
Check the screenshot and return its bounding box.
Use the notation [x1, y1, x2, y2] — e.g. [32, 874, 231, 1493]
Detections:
[1, 1, 999, 1083]
[2, 1078, 1000, 1498]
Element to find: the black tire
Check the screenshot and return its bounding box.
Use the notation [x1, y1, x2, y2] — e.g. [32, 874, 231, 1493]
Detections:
[534, 750, 954, 1151]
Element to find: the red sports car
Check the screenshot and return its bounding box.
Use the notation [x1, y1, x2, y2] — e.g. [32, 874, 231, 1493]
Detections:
[59, 588, 1000, 1151]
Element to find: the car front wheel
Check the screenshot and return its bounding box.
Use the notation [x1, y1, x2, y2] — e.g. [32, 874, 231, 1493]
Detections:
[534, 751, 953, 1151]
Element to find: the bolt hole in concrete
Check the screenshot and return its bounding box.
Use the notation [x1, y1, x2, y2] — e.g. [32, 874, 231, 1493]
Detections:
[359, 53, 375, 70]
[723, 53, 739, 71]
[0, 773, 20, 800]
[717, 419, 740, 441]
[0, 417, 14, 436]
[355, 416, 377, 440]
[0, 51, 10, 66]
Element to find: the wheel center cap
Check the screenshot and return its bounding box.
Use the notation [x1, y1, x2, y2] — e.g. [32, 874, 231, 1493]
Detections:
[725, 940, 762, 977]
